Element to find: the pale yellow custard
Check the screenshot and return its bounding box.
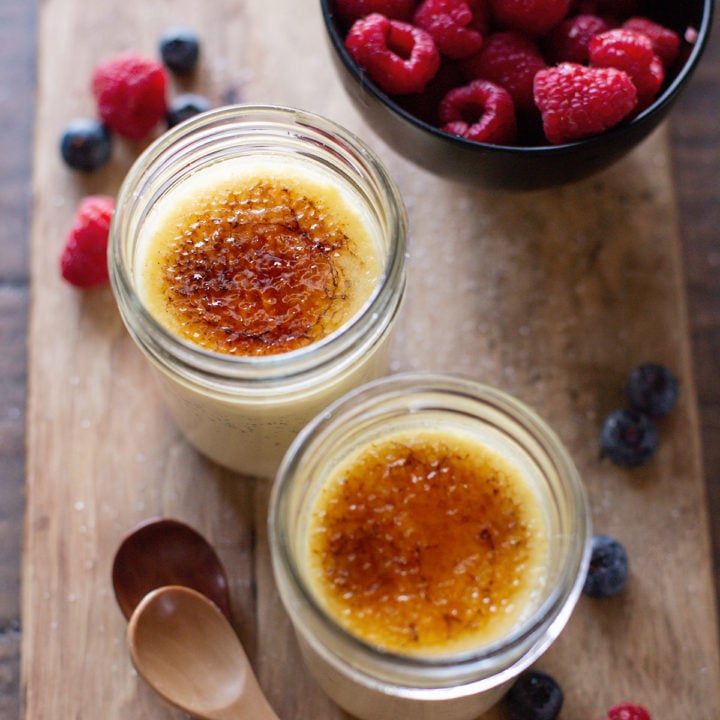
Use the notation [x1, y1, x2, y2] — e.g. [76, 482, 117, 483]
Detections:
[269, 373, 589, 720]
[129, 154, 397, 477]
[306, 428, 549, 657]
[110, 108, 407, 479]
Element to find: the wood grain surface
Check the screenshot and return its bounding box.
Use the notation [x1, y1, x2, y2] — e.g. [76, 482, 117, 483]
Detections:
[15, 0, 720, 719]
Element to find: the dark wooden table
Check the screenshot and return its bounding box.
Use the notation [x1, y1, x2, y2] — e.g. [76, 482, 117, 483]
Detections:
[1, 2, 717, 718]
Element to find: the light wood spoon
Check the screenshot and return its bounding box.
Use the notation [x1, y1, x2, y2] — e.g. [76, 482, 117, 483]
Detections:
[127, 585, 281, 720]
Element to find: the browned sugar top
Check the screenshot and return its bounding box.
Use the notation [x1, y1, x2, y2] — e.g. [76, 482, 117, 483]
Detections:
[307, 431, 548, 655]
[139, 161, 379, 356]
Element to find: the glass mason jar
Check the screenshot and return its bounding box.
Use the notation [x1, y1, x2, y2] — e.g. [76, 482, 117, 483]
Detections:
[269, 372, 591, 720]
[109, 105, 407, 478]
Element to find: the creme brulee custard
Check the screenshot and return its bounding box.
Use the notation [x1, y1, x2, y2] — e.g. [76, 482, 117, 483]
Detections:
[109, 107, 407, 477]
[137, 156, 380, 357]
[270, 373, 590, 720]
[305, 429, 549, 657]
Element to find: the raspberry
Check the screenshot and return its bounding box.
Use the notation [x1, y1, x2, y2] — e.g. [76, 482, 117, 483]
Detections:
[488, 0, 572, 37]
[606, 702, 652, 720]
[635, 55, 663, 108]
[397, 58, 466, 125]
[533, 62, 637, 144]
[438, 78, 517, 144]
[462, 31, 546, 115]
[589, 29, 663, 109]
[588, 28, 653, 68]
[335, 0, 418, 26]
[413, 0, 485, 59]
[623, 17, 680, 69]
[60, 196, 115, 288]
[543, 14, 612, 64]
[468, 0, 491, 36]
[574, 0, 640, 18]
[91, 53, 168, 140]
[345, 14, 441, 95]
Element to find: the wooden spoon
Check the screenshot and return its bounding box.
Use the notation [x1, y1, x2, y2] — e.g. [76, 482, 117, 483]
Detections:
[112, 517, 232, 620]
[128, 585, 281, 720]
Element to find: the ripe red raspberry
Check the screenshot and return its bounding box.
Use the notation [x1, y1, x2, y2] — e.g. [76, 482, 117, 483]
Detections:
[488, 0, 572, 37]
[91, 53, 168, 140]
[60, 195, 115, 288]
[634, 54, 663, 108]
[335, 0, 418, 26]
[589, 27, 654, 66]
[413, 0, 485, 60]
[589, 28, 664, 109]
[468, 0, 491, 36]
[533, 62, 637, 144]
[345, 13, 441, 94]
[573, 0, 640, 18]
[623, 17, 680, 69]
[462, 31, 546, 115]
[605, 702, 652, 720]
[397, 58, 466, 125]
[438, 78, 517, 144]
[544, 13, 612, 64]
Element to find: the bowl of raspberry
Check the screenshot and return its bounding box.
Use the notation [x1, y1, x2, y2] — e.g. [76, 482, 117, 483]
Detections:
[321, 0, 713, 190]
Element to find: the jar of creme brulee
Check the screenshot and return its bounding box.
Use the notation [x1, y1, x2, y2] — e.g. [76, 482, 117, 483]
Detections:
[109, 105, 407, 478]
[269, 373, 591, 720]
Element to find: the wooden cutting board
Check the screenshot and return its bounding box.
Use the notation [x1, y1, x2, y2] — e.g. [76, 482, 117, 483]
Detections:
[24, 0, 720, 718]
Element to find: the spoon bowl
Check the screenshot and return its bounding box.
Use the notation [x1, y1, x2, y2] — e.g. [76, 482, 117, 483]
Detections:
[128, 585, 280, 720]
[112, 517, 232, 620]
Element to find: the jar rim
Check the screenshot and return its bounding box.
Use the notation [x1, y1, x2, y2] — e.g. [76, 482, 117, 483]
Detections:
[269, 372, 591, 691]
[108, 104, 407, 388]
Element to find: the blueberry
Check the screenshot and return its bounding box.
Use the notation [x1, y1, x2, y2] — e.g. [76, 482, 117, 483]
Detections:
[626, 363, 679, 417]
[60, 118, 112, 172]
[159, 27, 200, 74]
[166, 93, 213, 128]
[505, 670, 564, 720]
[599, 408, 658, 466]
[583, 534, 629, 599]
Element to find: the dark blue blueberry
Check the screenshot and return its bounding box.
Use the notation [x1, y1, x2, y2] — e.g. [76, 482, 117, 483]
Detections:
[166, 93, 213, 128]
[60, 118, 112, 172]
[583, 533, 629, 599]
[599, 408, 658, 466]
[159, 28, 200, 74]
[506, 670, 564, 720]
[626, 363, 679, 417]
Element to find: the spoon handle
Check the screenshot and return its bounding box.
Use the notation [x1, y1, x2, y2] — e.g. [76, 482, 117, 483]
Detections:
[227, 677, 283, 720]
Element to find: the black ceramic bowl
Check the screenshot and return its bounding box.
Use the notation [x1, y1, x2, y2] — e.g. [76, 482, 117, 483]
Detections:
[320, 0, 713, 191]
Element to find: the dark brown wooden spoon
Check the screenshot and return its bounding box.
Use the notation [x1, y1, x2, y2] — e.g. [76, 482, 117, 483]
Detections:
[112, 517, 232, 621]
